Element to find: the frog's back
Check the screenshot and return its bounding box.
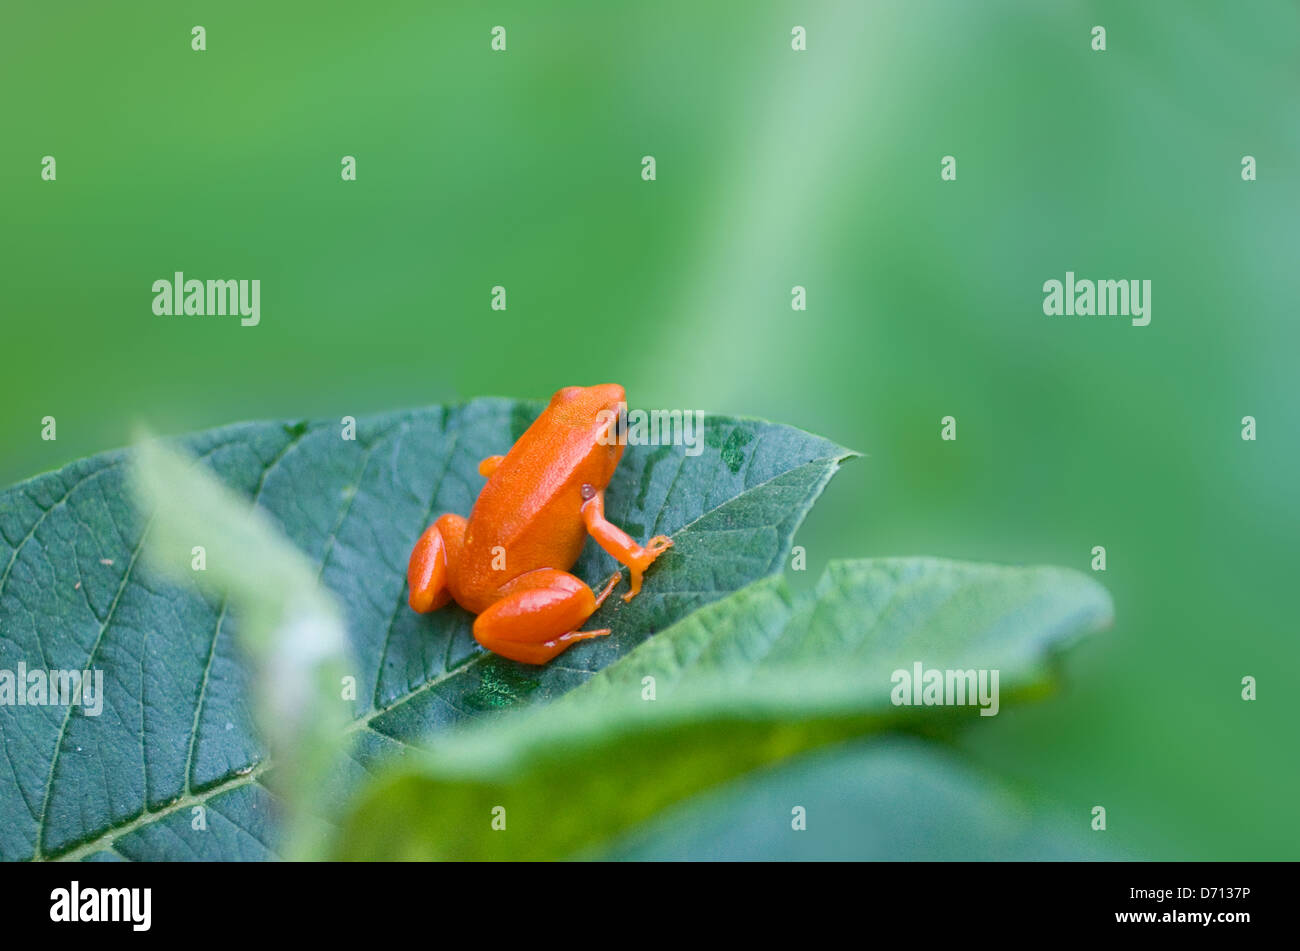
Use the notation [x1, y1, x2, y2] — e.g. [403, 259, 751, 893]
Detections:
[451, 422, 597, 610]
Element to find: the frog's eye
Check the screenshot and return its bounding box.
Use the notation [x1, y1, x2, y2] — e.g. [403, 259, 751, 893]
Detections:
[580, 483, 597, 501]
[598, 404, 625, 445]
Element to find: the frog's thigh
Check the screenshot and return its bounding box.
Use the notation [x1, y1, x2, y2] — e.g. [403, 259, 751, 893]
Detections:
[473, 568, 608, 664]
[407, 513, 467, 612]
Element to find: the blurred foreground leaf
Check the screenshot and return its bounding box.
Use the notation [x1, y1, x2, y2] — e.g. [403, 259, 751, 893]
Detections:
[130, 438, 352, 860]
[336, 558, 1113, 860]
[599, 735, 1118, 860]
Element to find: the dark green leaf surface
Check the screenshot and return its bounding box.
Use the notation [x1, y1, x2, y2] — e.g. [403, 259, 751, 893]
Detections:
[0, 399, 852, 860]
[335, 558, 1112, 860]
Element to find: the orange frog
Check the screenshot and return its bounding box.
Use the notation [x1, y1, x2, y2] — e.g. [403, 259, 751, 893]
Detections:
[406, 384, 674, 664]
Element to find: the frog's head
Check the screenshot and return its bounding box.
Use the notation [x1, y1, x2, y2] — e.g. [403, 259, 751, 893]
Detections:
[549, 383, 627, 485]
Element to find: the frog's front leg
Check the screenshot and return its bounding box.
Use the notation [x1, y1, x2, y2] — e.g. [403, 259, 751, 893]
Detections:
[407, 513, 467, 612]
[473, 568, 622, 664]
[579, 489, 673, 601]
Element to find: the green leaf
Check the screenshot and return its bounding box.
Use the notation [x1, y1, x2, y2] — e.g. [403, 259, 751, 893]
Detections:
[334, 558, 1113, 860]
[598, 736, 1118, 860]
[0, 398, 851, 860]
[129, 438, 353, 860]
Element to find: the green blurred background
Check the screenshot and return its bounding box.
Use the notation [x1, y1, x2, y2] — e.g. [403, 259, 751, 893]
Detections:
[2, 1, 1297, 859]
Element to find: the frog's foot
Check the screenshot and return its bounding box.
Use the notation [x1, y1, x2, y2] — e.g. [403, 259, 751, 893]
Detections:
[580, 490, 675, 602]
[472, 568, 620, 664]
[621, 535, 674, 602]
[477, 626, 612, 666]
[407, 513, 467, 613]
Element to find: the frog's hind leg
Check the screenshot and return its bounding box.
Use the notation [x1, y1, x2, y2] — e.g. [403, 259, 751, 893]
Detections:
[473, 568, 621, 665]
[407, 513, 467, 612]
